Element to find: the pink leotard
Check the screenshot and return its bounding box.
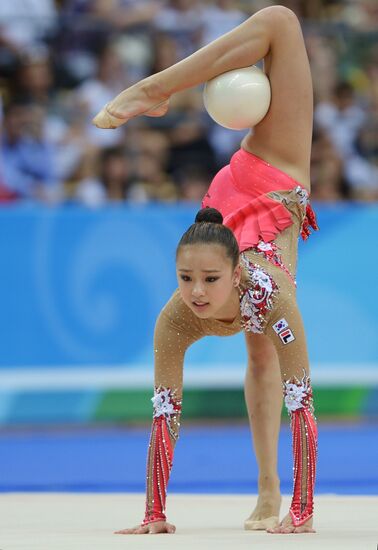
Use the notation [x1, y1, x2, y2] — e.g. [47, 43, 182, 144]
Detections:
[201, 148, 317, 251]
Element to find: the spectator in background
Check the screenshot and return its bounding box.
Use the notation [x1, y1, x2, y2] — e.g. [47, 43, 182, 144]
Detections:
[305, 33, 338, 103]
[315, 80, 378, 199]
[165, 89, 218, 177]
[150, 31, 180, 73]
[315, 82, 367, 160]
[310, 127, 344, 201]
[75, 138, 177, 205]
[199, 0, 247, 46]
[331, 0, 378, 31]
[92, 0, 164, 81]
[92, 0, 162, 30]
[176, 165, 212, 202]
[153, 0, 202, 59]
[344, 116, 378, 201]
[11, 46, 56, 106]
[129, 153, 178, 202]
[53, 0, 109, 86]
[0, 0, 57, 62]
[126, 127, 170, 168]
[75, 142, 177, 206]
[74, 43, 130, 148]
[55, 0, 161, 86]
[75, 146, 131, 206]
[10, 49, 89, 186]
[1, 102, 63, 203]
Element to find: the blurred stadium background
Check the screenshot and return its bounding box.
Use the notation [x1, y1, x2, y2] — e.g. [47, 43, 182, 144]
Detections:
[0, 0, 377, 496]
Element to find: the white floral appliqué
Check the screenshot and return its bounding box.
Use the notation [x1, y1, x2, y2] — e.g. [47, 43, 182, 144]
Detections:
[284, 383, 308, 412]
[251, 267, 273, 293]
[152, 388, 175, 418]
[256, 241, 273, 252]
[239, 256, 279, 334]
[283, 372, 313, 413]
[252, 240, 296, 286]
[151, 386, 182, 439]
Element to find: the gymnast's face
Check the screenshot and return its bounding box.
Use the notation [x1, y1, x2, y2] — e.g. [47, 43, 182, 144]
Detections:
[176, 243, 241, 320]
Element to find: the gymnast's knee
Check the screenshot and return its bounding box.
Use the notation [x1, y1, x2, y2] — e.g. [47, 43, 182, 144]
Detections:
[254, 5, 300, 34]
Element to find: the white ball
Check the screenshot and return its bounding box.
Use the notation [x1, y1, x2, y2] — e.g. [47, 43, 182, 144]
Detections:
[203, 66, 271, 130]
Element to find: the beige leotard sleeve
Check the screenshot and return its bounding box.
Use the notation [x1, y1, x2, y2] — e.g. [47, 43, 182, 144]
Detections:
[154, 288, 242, 416]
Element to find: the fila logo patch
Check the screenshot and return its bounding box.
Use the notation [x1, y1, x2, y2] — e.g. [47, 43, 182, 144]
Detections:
[273, 318, 289, 334]
[279, 328, 296, 345]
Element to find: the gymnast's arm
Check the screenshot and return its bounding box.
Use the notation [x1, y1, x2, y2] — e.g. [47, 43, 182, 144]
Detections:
[115, 290, 205, 535]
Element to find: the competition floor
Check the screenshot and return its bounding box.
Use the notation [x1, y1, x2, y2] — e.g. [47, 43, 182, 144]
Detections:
[1, 423, 377, 549]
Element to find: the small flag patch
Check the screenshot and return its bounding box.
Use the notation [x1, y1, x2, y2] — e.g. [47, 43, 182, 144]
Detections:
[279, 328, 295, 345]
[273, 318, 289, 334]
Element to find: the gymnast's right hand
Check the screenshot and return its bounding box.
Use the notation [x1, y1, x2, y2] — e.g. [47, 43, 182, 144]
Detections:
[114, 520, 176, 535]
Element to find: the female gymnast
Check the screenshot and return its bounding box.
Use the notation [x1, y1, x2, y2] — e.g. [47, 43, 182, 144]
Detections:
[93, 5, 318, 535]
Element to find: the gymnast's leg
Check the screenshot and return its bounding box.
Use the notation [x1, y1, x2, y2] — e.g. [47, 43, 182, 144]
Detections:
[92, 3, 311, 159]
[243, 332, 282, 530]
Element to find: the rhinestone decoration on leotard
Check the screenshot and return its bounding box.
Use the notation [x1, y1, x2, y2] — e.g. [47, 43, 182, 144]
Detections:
[269, 186, 319, 241]
[283, 372, 317, 527]
[283, 371, 314, 414]
[239, 255, 279, 333]
[269, 185, 309, 210]
[249, 240, 296, 286]
[295, 185, 310, 207]
[151, 385, 182, 440]
[143, 386, 182, 526]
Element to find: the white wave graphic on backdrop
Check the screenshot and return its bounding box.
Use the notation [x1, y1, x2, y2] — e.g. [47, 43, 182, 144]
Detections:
[34, 209, 175, 364]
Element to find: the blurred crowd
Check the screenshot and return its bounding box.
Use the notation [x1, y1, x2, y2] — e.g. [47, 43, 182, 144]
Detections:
[0, 0, 377, 206]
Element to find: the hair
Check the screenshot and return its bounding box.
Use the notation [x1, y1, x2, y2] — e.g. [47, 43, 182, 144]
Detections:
[176, 207, 240, 268]
[334, 81, 353, 98]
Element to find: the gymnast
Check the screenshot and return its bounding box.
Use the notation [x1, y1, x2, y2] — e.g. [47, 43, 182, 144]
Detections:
[93, 5, 319, 535]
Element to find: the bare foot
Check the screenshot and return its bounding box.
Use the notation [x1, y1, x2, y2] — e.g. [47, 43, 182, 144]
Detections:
[267, 512, 315, 534]
[93, 79, 170, 129]
[115, 520, 176, 535]
[244, 490, 281, 530]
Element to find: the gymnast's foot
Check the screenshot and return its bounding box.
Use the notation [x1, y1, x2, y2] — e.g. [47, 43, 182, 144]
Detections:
[267, 512, 315, 534]
[93, 79, 170, 129]
[115, 520, 176, 535]
[244, 488, 281, 530]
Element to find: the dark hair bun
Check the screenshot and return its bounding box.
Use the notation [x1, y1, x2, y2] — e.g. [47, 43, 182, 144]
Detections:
[195, 207, 223, 225]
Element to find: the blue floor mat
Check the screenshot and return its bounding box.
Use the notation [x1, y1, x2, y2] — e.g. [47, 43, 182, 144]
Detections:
[1, 423, 377, 494]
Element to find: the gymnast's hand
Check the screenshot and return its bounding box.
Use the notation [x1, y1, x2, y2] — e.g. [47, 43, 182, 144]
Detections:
[114, 520, 176, 535]
[92, 79, 170, 129]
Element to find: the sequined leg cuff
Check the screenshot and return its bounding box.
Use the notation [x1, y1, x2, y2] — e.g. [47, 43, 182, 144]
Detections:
[283, 373, 318, 527]
[142, 386, 182, 526]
